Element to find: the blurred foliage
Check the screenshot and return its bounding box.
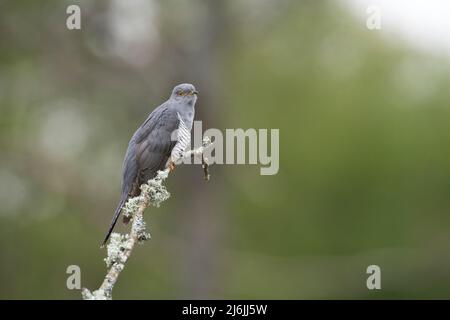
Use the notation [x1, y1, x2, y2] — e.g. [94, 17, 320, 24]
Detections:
[1, 0, 450, 299]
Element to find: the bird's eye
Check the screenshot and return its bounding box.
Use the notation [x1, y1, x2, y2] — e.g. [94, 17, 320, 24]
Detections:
[178, 91, 184, 96]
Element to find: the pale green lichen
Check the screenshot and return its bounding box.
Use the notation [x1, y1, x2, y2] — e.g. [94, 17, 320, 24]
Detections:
[123, 170, 171, 221]
[104, 233, 132, 268]
[143, 170, 171, 208]
[81, 288, 110, 300]
[132, 212, 151, 243]
[122, 196, 141, 221]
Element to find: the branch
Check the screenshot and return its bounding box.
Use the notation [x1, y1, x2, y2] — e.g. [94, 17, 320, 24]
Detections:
[82, 137, 213, 300]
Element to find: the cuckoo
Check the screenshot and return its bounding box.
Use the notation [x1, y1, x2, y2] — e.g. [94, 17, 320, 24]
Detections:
[102, 83, 198, 246]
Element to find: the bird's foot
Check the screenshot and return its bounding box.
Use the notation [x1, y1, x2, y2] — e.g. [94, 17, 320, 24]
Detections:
[168, 160, 176, 172]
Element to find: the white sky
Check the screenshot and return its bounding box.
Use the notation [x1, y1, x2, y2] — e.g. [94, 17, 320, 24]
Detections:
[341, 0, 450, 57]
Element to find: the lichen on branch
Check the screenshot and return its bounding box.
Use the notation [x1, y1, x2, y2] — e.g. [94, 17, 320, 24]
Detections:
[82, 137, 212, 300]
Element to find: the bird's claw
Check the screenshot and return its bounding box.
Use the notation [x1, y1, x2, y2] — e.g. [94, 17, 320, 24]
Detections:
[168, 160, 176, 172]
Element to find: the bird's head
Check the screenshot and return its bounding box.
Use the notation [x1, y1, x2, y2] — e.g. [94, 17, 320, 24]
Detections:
[170, 83, 198, 104]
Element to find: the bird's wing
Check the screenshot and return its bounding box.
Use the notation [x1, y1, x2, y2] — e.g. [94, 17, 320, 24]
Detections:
[118, 103, 166, 195]
[134, 106, 179, 184]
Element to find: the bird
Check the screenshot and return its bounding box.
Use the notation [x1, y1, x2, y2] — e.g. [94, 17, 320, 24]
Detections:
[102, 83, 198, 246]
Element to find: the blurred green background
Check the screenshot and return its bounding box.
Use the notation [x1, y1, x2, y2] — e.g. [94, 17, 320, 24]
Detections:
[1, 0, 450, 299]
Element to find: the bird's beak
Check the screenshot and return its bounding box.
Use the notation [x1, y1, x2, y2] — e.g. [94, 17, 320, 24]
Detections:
[193, 90, 198, 95]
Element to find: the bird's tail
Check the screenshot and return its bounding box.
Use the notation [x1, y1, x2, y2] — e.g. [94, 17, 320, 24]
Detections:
[101, 194, 127, 247]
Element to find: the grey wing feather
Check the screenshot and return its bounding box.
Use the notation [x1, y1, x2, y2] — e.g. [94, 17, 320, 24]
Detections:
[120, 103, 166, 197]
[135, 106, 179, 184]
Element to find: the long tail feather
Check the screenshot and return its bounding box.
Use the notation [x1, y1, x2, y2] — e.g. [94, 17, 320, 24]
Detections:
[101, 194, 127, 247]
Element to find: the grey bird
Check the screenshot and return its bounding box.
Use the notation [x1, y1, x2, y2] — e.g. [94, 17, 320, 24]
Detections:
[102, 83, 198, 246]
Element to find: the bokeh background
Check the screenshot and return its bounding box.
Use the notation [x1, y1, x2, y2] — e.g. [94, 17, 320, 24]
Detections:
[1, 0, 450, 299]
